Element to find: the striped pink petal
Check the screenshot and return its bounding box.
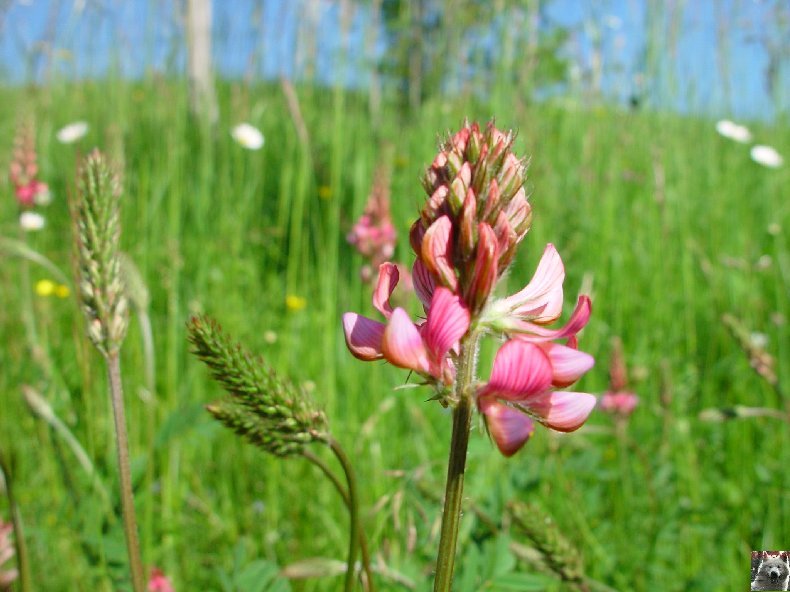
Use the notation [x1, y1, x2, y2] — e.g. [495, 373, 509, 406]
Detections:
[501, 244, 564, 323]
[372, 262, 399, 319]
[421, 216, 458, 290]
[342, 313, 385, 361]
[412, 259, 437, 311]
[381, 308, 430, 374]
[524, 391, 597, 432]
[542, 343, 595, 387]
[423, 287, 470, 365]
[479, 397, 535, 457]
[513, 295, 592, 342]
[478, 340, 553, 401]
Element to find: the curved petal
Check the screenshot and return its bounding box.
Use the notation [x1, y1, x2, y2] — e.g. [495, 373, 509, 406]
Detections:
[424, 287, 470, 365]
[412, 259, 437, 311]
[372, 263, 399, 319]
[542, 343, 595, 387]
[501, 244, 564, 323]
[342, 313, 385, 361]
[478, 340, 553, 401]
[513, 295, 592, 342]
[421, 215, 457, 290]
[479, 397, 535, 457]
[381, 308, 431, 374]
[524, 391, 597, 432]
[465, 222, 499, 312]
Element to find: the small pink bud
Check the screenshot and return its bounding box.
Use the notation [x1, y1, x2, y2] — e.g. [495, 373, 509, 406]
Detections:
[459, 189, 477, 257]
[465, 223, 499, 313]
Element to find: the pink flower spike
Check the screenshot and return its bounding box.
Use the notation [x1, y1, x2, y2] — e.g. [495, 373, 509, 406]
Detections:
[372, 262, 399, 319]
[525, 391, 597, 432]
[412, 259, 437, 311]
[542, 343, 595, 388]
[478, 340, 553, 401]
[500, 244, 564, 323]
[513, 295, 592, 342]
[381, 308, 431, 374]
[148, 568, 175, 592]
[479, 397, 535, 457]
[342, 313, 385, 361]
[423, 287, 470, 368]
[421, 215, 458, 290]
[600, 392, 639, 416]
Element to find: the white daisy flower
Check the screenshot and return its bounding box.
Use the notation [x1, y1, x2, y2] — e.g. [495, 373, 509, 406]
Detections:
[750, 145, 783, 168]
[20, 211, 46, 231]
[715, 119, 752, 143]
[56, 121, 89, 144]
[231, 123, 264, 150]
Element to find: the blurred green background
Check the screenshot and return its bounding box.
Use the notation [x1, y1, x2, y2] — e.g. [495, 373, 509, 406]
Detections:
[0, 1, 788, 590]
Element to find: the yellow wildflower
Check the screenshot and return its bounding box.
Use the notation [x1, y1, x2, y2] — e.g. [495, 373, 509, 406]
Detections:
[317, 185, 332, 200]
[35, 279, 55, 297]
[55, 284, 70, 299]
[285, 295, 307, 311]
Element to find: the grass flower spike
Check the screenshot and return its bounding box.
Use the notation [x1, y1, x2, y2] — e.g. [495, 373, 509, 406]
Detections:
[187, 315, 328, 457]
[71, 150, 143, 592]
[73, 150, 129, 357]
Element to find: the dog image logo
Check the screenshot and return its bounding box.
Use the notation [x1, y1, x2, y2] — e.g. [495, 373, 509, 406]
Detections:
[752, 551, 790, 591]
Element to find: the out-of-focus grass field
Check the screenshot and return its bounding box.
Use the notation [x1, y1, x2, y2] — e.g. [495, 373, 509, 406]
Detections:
[0, 75, 788, 591]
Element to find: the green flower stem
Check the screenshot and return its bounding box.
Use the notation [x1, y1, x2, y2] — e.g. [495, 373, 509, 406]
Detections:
[0, 451, 31, 592]
[302, 449, 376, 592]
[107, 354, 146, 592]
[328, 438, 361, 592]
[433, 332, 480, 592]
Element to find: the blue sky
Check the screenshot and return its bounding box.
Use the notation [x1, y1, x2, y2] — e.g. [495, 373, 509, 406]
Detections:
[0, 0, 786, 120]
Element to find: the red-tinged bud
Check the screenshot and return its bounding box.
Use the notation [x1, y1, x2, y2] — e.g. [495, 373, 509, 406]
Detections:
[468, 126, 482, 162]
[459, 189, 477, 258]
[446, 150, 464, 178]
[421, 216, 458, 290]
[465, 223, 499, 314]
[505, 189, 532, 236]
[451, 126, 470, 153]
[422, 185, 449, 224]
[482, 178, 501, 223]
[499, 153, 525, 201]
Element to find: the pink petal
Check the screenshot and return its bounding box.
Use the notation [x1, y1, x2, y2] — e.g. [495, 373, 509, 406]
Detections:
[542, 343, 595, 387]
[381, 308, 431, 374]
[412, 259, 437, 311]
[513, 295, 592, 342]
[372, 262, 399, 319]
[478, 397, 535, 457]
[342, 313, 385, 361]
[479, 340, 553, 401]
[421, 216, 458, 290]
[465, 222, 499, 312]
[423, 287, 470, 365]
[525, 391, 597, 432]
[501, 244, 564, 323]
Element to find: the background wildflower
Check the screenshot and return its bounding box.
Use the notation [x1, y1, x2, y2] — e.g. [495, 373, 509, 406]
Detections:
[750, 145, 783, 168]
[231, 123, 264, 150]
[715, 119, 752, 143]
[19, 211, 45, 232]
[56, 121, 89, 144]
[0, 520, 18, 589]
[148, 568, 174, 592]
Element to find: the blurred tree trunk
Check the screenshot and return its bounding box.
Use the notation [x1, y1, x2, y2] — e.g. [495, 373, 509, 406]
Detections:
[186, 0, 217, 122]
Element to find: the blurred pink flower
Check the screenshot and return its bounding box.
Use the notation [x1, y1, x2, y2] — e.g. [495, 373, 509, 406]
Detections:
[599, 338, 638, 418]
[0, 520, 18, 588]
[348, 166, 399, 282]
[600, 392, 639, 416]
[148, 567, 174, 592]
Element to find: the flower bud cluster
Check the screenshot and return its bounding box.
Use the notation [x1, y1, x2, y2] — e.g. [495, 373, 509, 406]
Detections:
[9, 119, 51, 209]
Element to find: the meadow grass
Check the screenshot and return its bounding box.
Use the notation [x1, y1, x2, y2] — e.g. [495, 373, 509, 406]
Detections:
[0, 77, 787, 591]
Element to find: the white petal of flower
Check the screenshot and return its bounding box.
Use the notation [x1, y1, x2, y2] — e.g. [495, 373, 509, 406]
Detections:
[19, 211, 46, 231]
[750, 145, 783, 168]
[56, 121, 89, 144]
[715, 119, 752, 143]
[231, 123, 264, 150]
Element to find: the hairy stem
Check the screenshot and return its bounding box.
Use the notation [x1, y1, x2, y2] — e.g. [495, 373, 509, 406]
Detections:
[433, 332, 479, 592]
[107, 354, 146, 592]
[302, 449, 376, 591]
[328, 438, 361, 592]
[0, 451, 31, 592]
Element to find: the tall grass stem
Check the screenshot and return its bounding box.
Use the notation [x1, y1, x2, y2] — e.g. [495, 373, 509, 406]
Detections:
[107, 354, 145, 592]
